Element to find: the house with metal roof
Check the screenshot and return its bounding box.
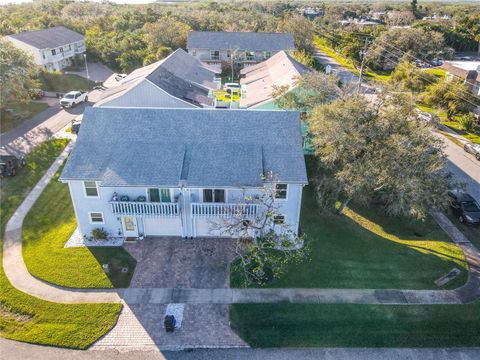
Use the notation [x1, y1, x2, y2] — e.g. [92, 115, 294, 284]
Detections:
[187, 31, 295, 68]
[442, 61, 480, 97]
[95, 49, 221, 108]
[239, 51, 311, 109]
[60, 107, 307, 240]
[6, 26, 85, 71]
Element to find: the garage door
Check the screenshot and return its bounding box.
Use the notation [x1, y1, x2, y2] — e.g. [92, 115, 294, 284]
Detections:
[144, 218, 182, 236]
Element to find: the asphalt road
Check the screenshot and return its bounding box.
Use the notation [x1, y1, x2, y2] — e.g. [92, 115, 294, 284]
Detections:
[0, 89, 107, 156]
[313, 47, 480, 203]
[439, 133, 480, 202]
[1, 339, 480, 360]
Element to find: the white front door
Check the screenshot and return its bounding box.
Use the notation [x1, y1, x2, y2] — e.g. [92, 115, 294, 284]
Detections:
[122, 216, 138, 237]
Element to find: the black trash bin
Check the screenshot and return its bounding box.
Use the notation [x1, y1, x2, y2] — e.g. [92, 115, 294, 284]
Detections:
[164, 315, 175, 332]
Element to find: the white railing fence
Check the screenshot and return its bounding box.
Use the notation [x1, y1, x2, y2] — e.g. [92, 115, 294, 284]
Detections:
[191, 203, 258, 218]
[109, 201, 179, 217]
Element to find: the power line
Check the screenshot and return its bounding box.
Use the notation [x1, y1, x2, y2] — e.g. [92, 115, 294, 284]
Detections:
[314, 25, 480, 105]
[364, 45, 480, 109]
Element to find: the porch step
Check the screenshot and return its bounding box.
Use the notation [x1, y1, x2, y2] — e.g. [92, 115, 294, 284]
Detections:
[124, 237, 137, 243]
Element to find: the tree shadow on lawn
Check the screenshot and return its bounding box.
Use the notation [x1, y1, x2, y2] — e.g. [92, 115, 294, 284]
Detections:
[88, 247, 137, 288]
[265, 183, 469, 290]
[344, 203, 467, 267]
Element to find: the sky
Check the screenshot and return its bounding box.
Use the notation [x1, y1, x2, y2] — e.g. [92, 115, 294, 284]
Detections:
[0, 0, 167, 4]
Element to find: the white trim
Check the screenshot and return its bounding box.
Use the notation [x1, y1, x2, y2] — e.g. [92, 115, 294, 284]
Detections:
[88, 211, 105, 224]
[146, 187, 174, 202]
[295, 185, 304, 235]
[83, 181, 99, 198]
[201, 188, 227, 203]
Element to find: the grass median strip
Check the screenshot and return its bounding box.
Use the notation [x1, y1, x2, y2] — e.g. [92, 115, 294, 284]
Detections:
[0, 139, 121, 349]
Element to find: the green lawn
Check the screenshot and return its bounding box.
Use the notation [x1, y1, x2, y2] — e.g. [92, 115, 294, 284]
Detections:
[424, 67, 447, 79]
[416, 103, 480, 144]
[230, 302, 480, 347]
[38, 71, 95, 92]
[231, 159, 467, 290]
[0, 140, 121, 349]
[442, 121, 480, 144]
[1, 102, 49, 133]
[22, 166, 136, 289]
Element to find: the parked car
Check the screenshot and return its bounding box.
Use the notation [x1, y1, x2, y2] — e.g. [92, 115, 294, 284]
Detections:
[29, 88, 45, 99]
[0, 154, 26, 177]
[59, 91, 88, 108]
[464, 142, 480, 160]
[431, 58, 443, 66]
[447, 190, 480, 226]
[71, 115, 82, 135]
[115, 73, 127, 82]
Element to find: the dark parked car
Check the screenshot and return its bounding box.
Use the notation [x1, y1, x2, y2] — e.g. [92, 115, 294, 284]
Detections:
[464, 142, 480, 161]
[0, 154, 26, 177]
[447, 190, 480, 226]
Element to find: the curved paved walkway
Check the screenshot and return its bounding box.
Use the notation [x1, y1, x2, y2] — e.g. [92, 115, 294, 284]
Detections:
[3, 142, 120, 304]
[3, 145, 480, 305]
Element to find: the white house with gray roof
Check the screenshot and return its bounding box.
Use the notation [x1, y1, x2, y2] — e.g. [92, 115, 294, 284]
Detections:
[187, 31, 295, 68]
[240, 51, 311, 109]
[6, 26, 85, 71]
[95, 49, 221, 108]
[60, 107, 307, 241]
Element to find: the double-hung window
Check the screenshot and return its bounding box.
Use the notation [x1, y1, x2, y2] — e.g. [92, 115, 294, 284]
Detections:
[264, 51, 272, 59]
[84, 181, 98, 197]
[273, 215, 285, 224]
[148, 188, 171, 202]
[211, 50, 220, 60]
[89, 212, 104, 224]
[51, 49, 56, 55]
[275, 184, 288, 200]
[246, 51, 255, 61]
[203, 189, 225, 203]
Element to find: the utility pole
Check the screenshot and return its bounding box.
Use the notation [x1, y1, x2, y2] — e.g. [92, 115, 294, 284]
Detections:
[83, 53, 90, 80]
[358, 37, 370, 93]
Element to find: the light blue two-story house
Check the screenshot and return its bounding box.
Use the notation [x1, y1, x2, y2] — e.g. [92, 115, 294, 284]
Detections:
[60, 107, 307, 241]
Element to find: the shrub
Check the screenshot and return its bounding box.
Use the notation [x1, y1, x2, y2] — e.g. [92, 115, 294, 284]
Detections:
[459, 113, 476, 132]
[91, 227, 108, 240]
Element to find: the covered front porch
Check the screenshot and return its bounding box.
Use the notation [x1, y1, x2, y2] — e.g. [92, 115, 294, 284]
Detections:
[109, 199, 259, 239]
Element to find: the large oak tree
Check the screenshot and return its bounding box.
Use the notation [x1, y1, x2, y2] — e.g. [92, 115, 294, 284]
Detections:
[308, 93, 453, 219]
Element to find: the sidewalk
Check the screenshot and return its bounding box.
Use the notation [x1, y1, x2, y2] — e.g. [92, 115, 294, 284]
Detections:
[3, 143, 480, 305]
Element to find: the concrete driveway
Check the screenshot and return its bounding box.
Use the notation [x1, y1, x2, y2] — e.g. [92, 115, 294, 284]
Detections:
[93, 237, 246, 350]
[124, 237, 238, 288]
[65, 62, 114, 82]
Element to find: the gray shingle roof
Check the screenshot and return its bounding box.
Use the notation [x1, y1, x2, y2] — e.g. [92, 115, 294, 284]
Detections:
[96, 49, 220, 108]
[60, 107, 307, 187]
[187, 31, 295, 52]
[7, 26, 84, 49]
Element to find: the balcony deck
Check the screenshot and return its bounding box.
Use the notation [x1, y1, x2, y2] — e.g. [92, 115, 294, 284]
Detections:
[191, 203, 258, 218]
[110, 201, 179, 217]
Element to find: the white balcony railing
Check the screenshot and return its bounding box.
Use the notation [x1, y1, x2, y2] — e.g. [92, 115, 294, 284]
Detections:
[191, 203, 258, 218]
[110, 201, 179, 217]
[75, 45, 86, 54]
